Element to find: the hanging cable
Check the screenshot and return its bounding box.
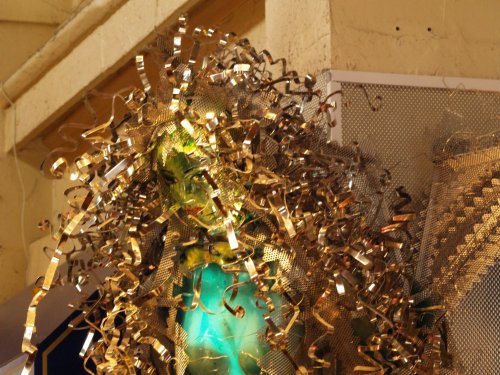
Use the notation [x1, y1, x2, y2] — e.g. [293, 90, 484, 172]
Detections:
[1, 83, 29, 260]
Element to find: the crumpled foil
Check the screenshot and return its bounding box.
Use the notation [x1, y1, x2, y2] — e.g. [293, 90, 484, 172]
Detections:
[23, 16, 445, 375]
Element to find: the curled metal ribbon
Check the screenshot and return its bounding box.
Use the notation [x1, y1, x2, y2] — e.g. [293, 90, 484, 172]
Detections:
[24, 14, 444, 375]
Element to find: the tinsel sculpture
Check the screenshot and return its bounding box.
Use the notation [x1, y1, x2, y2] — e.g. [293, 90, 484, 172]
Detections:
[23, 16, 445, 375]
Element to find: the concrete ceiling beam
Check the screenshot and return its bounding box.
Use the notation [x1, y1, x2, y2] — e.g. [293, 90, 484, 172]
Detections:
[1, 0, 200, 153]
[0, 0, 127, 111]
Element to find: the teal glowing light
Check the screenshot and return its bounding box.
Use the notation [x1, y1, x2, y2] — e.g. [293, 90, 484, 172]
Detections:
[157, 130, 277, 373]
[180, 264, 271, 374]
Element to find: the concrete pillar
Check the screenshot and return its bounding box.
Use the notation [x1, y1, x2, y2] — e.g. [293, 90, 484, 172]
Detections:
[265, 0, 333, 75]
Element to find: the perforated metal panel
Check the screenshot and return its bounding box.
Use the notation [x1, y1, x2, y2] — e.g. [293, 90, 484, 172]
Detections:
[449, 263, 500, 375]
[340, 81, 500, 375]
[341, 83, 500, 199]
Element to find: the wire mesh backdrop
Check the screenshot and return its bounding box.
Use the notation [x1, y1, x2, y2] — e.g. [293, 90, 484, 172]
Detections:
[339, 80, 500, 375]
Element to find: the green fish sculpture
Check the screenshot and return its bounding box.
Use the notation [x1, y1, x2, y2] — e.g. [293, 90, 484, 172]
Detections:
[157, 130, 279, 374]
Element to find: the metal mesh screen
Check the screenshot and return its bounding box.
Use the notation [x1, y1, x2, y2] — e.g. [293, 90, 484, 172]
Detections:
[341, 83, 500, 199]
[448, 263, 500, 375]
[341, 81, 500, 375]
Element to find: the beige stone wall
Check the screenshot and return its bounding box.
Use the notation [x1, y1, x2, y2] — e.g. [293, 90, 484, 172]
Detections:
[330, 0, 500, 79]
[0, 23, 56, 82]
[0, 0, 84, 81]
[266, 0, 333, 75]
[264, 0, 500, 79]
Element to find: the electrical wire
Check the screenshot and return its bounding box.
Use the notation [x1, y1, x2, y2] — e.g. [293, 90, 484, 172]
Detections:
[1, 83, 29, 260]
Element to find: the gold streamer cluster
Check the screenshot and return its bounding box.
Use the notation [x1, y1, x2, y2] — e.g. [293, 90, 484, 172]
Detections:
[23, 16, 444, 375]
